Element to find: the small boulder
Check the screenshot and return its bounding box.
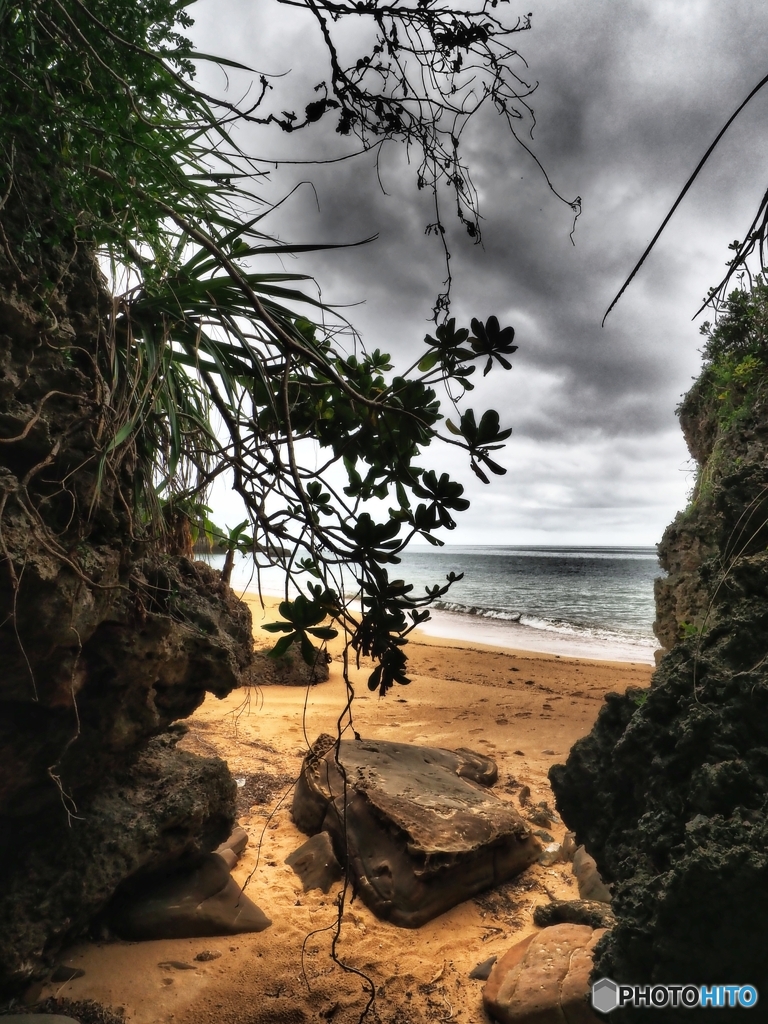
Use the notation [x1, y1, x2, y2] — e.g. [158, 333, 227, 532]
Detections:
[285, 832, 342, 894]
[214, 825, 249, 870]
[483, 923, 605, 1023]
[469, 955, 498, 981]
[527, 801, 559, 827]
[538, 842, 564, 866]
[572, 846, 612, 903]
[216, 824, 249, 858]
[244, 648, 330, 687]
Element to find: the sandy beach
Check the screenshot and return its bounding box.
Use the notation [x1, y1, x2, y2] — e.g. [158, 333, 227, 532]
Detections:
[37, 594, 652, 1024]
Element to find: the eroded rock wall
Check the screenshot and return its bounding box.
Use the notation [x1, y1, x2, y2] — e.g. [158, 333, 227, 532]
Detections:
[0, 165, 254, 994]
[550, 350, 768, 1016]
[653, 373, 768, 658]
[0, 733, 236, 989]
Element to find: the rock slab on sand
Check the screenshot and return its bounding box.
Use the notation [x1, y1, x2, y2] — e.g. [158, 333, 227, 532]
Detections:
[292, 735, 540, 927]
[107, 852, 270, 940]
[483, 923, 605, 1024]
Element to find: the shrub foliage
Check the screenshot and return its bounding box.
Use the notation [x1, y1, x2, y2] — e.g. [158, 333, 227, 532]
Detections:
[0, 0, 559, 693]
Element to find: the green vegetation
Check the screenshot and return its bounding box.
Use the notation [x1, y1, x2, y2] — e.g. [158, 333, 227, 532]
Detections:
[701, 281, 768, 362]
[698, 279, 768, 432]
[0, 0, 563, 694]
[677, 620, 703, 639]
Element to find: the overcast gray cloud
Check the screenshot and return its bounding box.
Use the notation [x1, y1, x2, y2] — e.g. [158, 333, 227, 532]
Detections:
[194, 0, 768, 544]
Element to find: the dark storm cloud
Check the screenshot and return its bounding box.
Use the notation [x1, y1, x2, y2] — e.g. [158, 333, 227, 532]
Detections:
[192, 0, 768, 542]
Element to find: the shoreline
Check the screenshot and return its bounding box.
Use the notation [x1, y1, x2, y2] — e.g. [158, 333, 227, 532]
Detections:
[39, 601, 653, 1024]
[242, 585, 659, 666]
[203, 547, 661, 665]
[416, 606, 658, 665]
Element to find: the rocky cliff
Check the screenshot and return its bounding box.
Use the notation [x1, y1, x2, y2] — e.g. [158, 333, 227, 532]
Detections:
[0, 164, 254, 995]
[550, 290, 768, 1018]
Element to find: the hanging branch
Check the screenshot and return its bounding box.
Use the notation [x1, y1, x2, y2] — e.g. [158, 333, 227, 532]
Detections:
[603, 69, 768, 324]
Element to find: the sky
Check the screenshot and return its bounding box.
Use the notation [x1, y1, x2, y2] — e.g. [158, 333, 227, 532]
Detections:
[191, 0, 768, 546]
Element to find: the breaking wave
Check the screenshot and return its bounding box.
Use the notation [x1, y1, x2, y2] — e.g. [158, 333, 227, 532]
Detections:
[432, 599, 653, 646]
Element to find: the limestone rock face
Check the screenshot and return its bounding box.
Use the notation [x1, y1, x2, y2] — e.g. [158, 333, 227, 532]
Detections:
[0, 548, 254, 997]
[0, 733, 237, 990]
[293, 735, 540, 926]
[653, 373, 768, 659]
[1, 556, 253, 822]
[243, 646, 330, 687]
[550, 356, 768, 996]
[0, 174, 255, 995]
[483, 924, 604, 1024]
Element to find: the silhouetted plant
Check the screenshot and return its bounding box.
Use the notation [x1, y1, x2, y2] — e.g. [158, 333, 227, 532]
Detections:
[0, 0, 571, 694]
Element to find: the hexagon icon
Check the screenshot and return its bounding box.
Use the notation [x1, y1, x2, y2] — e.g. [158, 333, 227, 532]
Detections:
[592, 978, 619, 1013]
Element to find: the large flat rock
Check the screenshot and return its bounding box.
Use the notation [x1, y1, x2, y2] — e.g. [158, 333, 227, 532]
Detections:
[292, 735, 540, 927]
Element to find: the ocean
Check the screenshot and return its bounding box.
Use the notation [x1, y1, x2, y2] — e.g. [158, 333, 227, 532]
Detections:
[212, 544, 662, 664]
[396, 545, 660, 664]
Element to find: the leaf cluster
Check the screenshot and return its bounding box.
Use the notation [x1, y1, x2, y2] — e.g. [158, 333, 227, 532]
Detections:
[263, 594, 339, 662]
[419, 315, 517, 384]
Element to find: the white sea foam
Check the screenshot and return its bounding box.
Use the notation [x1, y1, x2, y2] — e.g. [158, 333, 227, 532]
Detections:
[434, 600, 522, 622]
[418, 606, 658, 664]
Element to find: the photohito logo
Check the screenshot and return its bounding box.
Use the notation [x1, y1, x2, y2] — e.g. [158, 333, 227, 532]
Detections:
[592, 978, 759, 1012]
